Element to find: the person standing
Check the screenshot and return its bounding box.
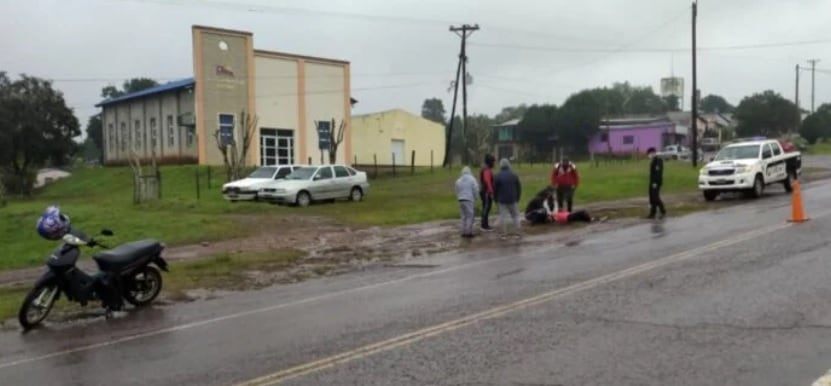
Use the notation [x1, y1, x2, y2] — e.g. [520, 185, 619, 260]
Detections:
[455, 166, 479, 238]
[479, 154, 496, 231]
[551, 156, 579, 213]
[646, 147, 667, 219]
[493, 158, 522, 239]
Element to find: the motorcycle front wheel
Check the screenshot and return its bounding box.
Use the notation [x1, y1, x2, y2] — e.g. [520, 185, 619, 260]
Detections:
[18, 284, 59, 330]
[123, 266, 163, 307]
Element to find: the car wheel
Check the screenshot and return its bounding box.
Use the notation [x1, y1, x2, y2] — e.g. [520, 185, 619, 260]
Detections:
[703, 190, 718, 202]
[350, 187, 363, 202]
[751, 175, 764, 198]
[296, 191, 311, 207]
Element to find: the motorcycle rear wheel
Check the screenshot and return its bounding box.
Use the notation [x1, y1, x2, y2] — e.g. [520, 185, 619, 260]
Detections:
[18, 284, 58, 330]
[123, 266, 163, 307]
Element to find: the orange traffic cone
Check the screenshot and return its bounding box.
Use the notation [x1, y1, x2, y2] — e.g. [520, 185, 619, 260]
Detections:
[788, 179, 809, 223]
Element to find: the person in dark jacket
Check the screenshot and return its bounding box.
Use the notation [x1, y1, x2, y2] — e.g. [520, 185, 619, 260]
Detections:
[646, 147, 666, 219]
[479, 154, 496, 231]
[551, 157, 579, 212]
[493, 158, 522, 238]
[524, 187, 555, 225]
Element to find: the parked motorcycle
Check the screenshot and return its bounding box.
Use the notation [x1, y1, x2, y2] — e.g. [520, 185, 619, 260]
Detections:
[18, 227, 169, 330]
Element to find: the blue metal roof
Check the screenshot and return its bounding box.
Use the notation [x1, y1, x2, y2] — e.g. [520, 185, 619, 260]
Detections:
[95, 77, 194, 107]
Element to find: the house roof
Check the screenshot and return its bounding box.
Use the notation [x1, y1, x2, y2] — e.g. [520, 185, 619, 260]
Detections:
[493, 118, 520, 127]
[96, 77, 195, 107]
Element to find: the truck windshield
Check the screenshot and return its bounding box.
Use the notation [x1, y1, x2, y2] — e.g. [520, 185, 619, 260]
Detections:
[714, 145, 760, 161]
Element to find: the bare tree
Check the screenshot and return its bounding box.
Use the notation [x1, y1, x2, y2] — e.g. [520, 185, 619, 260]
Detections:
[328, 118, 346, 164]
[126, 133, 160, 204]
[215, 110, 257, 181]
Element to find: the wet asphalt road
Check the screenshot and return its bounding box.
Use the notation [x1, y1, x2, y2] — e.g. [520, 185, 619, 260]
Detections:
[2, 180, 831, 385]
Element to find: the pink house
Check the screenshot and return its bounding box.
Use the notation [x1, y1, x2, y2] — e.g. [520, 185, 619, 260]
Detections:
[588, 117, 686, 155]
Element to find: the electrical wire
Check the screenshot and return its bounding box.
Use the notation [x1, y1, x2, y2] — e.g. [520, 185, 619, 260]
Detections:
[470, 38, 831, 55]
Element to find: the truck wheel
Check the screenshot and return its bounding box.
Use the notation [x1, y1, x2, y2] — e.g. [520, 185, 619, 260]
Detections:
[783, 172, 795, 193]
[703, 191, 719, 202]
[750, 175, 764, 198]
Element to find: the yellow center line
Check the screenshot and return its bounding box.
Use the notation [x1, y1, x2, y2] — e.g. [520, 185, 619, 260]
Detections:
[235, 213, 826, 386]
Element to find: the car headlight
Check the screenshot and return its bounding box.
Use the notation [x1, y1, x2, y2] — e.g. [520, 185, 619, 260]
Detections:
[699, 168, 708, 176]
[735, 166, 749, 174]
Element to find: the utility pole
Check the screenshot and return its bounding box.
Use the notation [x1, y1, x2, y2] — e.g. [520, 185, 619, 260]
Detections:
[808, 59, 820, 113]
[691, 0, 698, 167]
[795, 64, 801, 129]
[450, 24, 479, 166]
[442, 53, 463, 167]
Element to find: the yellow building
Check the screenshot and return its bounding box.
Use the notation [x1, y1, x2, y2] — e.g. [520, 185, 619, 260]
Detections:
[351, 109, 446, 167]
[99, 25, 353, 166]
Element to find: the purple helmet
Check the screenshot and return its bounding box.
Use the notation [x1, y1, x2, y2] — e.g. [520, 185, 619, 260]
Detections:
[36, 205, 71, 241]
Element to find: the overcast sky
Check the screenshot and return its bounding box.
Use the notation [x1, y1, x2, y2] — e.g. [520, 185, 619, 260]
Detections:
[2, 0, 830, 132]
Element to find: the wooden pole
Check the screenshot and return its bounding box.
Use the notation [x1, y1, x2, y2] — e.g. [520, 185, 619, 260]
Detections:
[411, 150, 416, 175]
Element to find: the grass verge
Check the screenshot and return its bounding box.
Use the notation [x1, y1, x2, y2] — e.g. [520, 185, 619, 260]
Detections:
[1, 161, 699, 270]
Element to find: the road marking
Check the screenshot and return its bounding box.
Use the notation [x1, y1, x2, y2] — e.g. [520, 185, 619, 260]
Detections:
[233, 220, 808, 386]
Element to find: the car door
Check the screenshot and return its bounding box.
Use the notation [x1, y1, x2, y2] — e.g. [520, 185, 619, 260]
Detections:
[769, 142, 787, 180]
[332, 166, 353, 198]
[761, 144, 776, 182]
[311, 166, 335, 199]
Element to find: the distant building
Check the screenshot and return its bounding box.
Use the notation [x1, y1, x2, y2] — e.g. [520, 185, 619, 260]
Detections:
[35, 168, 71, 188]
[589, 116, 684, 155]
[351, 109, 446, 167]
[97, 25, 353, 167]
[491, 118, 522, 161]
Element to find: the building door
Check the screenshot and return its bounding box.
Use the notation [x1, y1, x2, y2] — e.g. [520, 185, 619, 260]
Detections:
[260, 128, 295, 166]
[391, 139, 405, 165]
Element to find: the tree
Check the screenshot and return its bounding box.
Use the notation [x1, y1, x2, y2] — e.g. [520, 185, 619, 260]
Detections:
[663, 95, 681, 112]
[734, 90, 799, 138]
[463, 114, 493, 164]
[421, 98, 446, 125]
[516, 104, 558, 161]
[0, 72, 80, 194]
[85, 114, 103, 163]
[214, 110, 257, 182]
[800, 104, 831, 144]
[326, 118, 346, 164]
[700, 94, 734, 114]
[612, 82, 666, 114]
[555, 89, 606, 155]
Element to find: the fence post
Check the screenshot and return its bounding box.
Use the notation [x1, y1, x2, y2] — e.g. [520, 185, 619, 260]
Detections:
[353, 154, 357, 166]
[157, 169, 162, 200]
[411, 150, 416, 175]
[392, 153, 397, 177]
[308, 156, 312, 165]
[206, 166, 212, 189]
[430, 150, 434, 173]
[373, 154, 378, 178]
[195, 167, 201, 200]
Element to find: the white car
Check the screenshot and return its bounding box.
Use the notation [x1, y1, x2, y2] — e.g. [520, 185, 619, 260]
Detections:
[656, 145, 691, 160]
[258, 165, 370, 207]
[698, 139, 801, 201]
[222, 165, 299, 202]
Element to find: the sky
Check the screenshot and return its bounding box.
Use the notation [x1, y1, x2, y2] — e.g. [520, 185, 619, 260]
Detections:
[2, 0, 830, 135]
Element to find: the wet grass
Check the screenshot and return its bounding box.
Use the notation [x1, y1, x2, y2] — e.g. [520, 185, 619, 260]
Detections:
[0, 286, 27, 325]
[808, 142, 831, 155]
[0, 161, 698, 270]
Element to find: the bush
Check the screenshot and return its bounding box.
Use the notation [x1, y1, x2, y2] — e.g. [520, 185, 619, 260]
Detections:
[0, 169, 36, 196]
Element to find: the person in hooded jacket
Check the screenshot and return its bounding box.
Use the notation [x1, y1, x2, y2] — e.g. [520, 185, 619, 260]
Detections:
[493, 158, 522, 238]
[455, 166, 479, 238]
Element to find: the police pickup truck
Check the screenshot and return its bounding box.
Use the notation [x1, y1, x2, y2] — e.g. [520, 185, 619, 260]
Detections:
[698, 139, 801, 201]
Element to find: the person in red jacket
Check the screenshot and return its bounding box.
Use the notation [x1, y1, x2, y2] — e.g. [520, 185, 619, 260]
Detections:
[551, 157, 579, 213]
[478, 154, 496, 231]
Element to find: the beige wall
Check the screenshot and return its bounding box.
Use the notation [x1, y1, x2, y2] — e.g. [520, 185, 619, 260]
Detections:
[193, 27, 254, 166]
[255, 54, 299, 164]
[304, 61, 349, 165]
[351, 109, 446, 167]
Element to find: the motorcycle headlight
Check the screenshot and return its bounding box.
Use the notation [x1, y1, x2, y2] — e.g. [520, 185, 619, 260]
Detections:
[62, 234, 86, 246]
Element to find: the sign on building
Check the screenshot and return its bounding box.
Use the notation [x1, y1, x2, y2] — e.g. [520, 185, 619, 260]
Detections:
[317, 120, 331, 150]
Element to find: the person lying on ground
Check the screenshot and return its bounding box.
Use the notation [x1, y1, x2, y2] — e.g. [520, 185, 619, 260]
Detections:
[552, 209, 608, 225]
[524, 187, 556, 225]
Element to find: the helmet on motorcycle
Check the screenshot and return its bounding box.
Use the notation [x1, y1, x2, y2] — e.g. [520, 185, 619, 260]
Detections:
[36, 205, 71, 240]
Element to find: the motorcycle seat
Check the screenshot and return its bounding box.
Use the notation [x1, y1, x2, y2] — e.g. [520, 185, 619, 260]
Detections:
[94, 239, 163, 272]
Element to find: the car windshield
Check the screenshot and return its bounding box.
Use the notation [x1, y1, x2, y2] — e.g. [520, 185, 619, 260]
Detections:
[714, 145, 760, 161]
[248, 167, 277, 179]
[286, 167, 318, 180]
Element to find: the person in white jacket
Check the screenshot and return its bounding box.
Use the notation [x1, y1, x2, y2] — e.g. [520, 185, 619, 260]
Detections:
[455, 166, 480, 238]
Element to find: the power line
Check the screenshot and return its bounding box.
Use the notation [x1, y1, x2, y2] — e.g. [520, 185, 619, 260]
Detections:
[47, 71, 447, 83]
[469, 38, 831, 55]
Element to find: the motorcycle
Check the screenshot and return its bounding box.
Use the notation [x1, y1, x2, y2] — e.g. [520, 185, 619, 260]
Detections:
[18, 227, 169, 330]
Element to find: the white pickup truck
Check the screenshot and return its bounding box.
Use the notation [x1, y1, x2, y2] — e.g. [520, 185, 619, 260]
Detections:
[698, 139, 802, 201]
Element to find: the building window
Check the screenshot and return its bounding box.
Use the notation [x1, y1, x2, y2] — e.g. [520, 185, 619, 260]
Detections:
[120, 122, 127, 152]
[167, 115, 175, 148]
[498, 127, 513, 141]
[623, 135, 635, 145]
[134, 120, 142, 150]
[260, 128, 294, 166]
[218, 113, 235, 146]
[186, 129, 194, 148]
[108, 123, 115, 152]
[149, 118, 157, 149]
[600, 133, 609, 142]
